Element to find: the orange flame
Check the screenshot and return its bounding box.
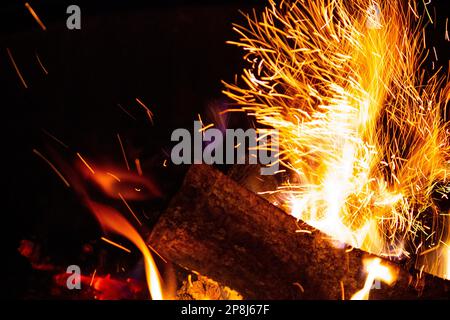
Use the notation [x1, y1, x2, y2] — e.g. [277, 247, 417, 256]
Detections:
[50, 152, 168, 299]
[351, 257, 397, 300]
[76, 157, 162, 200]
[86, 200, 165, 300]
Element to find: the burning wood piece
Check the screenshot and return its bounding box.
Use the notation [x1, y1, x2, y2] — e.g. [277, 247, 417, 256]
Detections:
[148, 164, 449, 299]
[176, 274, 242, 300]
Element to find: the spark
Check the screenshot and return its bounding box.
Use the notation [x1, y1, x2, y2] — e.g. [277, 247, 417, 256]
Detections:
[118, 192, 142, 226]
[106, 172, 121, 182]
[292, 282, 304, 293]
[76, 152, 95, 174]
[41, 129, 68, 148]
[6, 48, 28, 89]
[135, 158, 143, 176]
[33, 149, 70, 187]
[422, 0, 433, 24]
[116, 133, 130, 171]
[197, 114, 204, 127]
[445, 18, 449, 41]
[100, 236, 131, 253]
[148, 244, 168, 263]
[35, 52, 48, 75]
[89, 269, 97, 287]
[199, 123, 214, 132]
[340, 281, 345, 300]
[25, 2, 47, 31]
[135, 98, 154, 124]
[117, 103, 137, 120]
[432, 46, 438, 61]
[295, 229, 312, 234]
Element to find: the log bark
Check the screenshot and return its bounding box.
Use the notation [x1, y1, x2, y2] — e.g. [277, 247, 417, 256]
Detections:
[148, 164, 449, 299]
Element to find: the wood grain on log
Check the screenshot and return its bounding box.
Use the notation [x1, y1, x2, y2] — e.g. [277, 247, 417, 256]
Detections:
[148, 164, 449, 299]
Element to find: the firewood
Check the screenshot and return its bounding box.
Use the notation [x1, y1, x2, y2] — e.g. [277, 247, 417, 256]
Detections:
[148, 164, 449, 299]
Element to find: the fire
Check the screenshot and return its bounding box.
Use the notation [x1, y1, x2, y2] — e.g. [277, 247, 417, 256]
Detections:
[54, 152, 167, 299]
[76, 159, 161, 201]
[224, 0, 449, 278]
[86, 201, 165, 300]
[351, 257, 396, 300]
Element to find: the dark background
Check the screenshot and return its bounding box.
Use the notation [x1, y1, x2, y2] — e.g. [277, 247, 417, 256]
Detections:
[1, 0, 448, 299]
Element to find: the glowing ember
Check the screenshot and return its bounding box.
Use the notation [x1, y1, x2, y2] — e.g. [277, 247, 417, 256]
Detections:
[351, 257, 397, 300]
[54, 272, 145, 300]
[224, 0, 449, 279]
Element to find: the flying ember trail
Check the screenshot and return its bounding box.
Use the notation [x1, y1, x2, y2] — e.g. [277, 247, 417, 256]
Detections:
[224, 0, 450, 279]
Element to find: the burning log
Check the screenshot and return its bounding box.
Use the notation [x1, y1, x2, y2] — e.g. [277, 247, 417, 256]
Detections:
[148, 164, 449, 299]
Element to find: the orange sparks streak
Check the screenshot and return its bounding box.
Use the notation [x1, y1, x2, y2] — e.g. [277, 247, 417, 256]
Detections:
[33, 149, 70, 187]
[445, 18, 449, 41]
[340, 281, 345, 300]
[292, 282, 304, 293]
[116, 133, 130, 171]
[76, 153, 95, 174]
[25, 2, 47, 31]
[100, 236, 131, 253]
[197, 114, 204, 127]
[41, 129, 68, 148]
[135, 98, 154, 124]
[6, 48, 28, 89]
[163, 159, 168, 167]
[117, 103, 137, 120]
[199, 123, 214, 132]
[106, 172, 121, 182]
[295, 229, 312, 234]
[135, 158, 143, 176]
[89, 269, 97, 287]
[148, 244, 168, 263]
[118, 192, 142, 226]
[35, 52, 48, 75]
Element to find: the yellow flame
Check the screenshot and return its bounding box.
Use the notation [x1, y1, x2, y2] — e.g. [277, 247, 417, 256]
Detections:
[351, 257, 396, 300]
[88, 201, 165, 300]
[224, 0, 449, 278]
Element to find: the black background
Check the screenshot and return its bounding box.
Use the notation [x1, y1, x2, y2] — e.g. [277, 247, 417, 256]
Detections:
[1, 0, 448, 299]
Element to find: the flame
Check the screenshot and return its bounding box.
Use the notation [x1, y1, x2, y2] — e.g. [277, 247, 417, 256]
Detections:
[76, 158, 162, 200]
[87, 200, 165, 300]
[50, 152, 168, 299]
[224, 0, 449, 278]
[351, 257, 396, 300]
